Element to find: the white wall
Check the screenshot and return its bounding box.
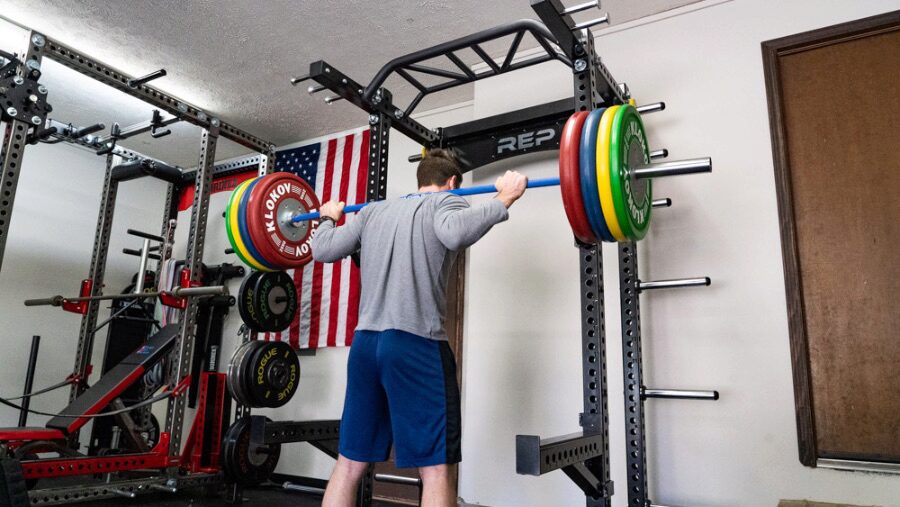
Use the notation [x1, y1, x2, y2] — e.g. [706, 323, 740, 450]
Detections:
[459, 1, 900, 507]
[0, 138, 168, 430]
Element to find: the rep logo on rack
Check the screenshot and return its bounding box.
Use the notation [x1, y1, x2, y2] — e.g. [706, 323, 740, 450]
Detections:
[496, 128, 556, 154]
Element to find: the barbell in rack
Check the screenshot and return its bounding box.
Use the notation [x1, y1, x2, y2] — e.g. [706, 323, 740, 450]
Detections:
[24, 285, 229, 308]
[288, 157, 711, 223]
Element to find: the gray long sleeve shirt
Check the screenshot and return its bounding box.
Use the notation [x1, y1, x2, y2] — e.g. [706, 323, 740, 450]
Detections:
[311, 193, 509, 341]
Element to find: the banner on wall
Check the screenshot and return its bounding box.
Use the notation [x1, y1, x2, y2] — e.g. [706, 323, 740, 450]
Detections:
[265, 128, 370, 349]
[177, 170, 256, 212]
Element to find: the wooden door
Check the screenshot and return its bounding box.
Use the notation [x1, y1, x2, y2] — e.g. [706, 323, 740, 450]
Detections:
[763, 10, 900, 467]
[372, 252, 467, 504]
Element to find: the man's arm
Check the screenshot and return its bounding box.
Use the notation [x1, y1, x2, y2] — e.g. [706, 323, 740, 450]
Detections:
[311, 201, 365, 263]
[433, 170, 527, 251]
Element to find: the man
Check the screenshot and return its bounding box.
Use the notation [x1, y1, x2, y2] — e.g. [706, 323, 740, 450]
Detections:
[312, 149, 527, 507]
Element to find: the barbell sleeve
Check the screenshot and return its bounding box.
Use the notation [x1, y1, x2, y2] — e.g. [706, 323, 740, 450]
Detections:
[633, 157, 712, 179]
[642, 388, 719, 400]
[638, 277, 711, 292]
[24, 296, 65, 307]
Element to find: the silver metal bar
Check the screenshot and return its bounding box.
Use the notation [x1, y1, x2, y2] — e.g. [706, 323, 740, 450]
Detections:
[283, 482, 325, 495]
[109, 489, 136, 499]
[634, 157, 712, 179]
[638, 277, 710, 292]
[642, 388, 719, 400]
[637, 102, 666, 114]
[290, 74, 310, 85]
[650, 149, 668, 160]
[134, 238, 151, 294]
[307, 84, 326, 94]
[562, 0, 600, 15]
[374, 473, 423, 487]
[324, 95, 344, 104]
[24, 285, 229, 307]
[652, 198, 672, 208]
[817, 459, 900, 475]
[149, 484, 178, 493]
[572, 14, 609, 30]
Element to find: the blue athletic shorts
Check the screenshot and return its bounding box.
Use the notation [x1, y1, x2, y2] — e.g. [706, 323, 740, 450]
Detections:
[338, 329, 461, 468]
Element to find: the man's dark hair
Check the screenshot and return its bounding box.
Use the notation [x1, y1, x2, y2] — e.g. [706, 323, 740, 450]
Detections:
[417, 149, 462, 188]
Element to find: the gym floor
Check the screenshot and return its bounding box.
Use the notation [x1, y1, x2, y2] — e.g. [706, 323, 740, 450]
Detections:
[78, 486, 399, 506]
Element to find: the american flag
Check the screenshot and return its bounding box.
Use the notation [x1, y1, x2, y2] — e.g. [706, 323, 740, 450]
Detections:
[264, 128, 370, 349]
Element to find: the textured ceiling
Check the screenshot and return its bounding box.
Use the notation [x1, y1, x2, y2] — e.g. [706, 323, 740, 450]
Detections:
[0, 0, 700, 165]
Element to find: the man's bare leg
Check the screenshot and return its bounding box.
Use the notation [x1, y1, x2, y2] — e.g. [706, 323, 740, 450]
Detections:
[322, 455, 369, 507]
[418, 464, 455, 507]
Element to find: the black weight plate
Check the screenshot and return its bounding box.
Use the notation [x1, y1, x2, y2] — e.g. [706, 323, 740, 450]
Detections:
[222, 416, 280, 486]
[251, 271, 298, 332]
[237, 271, 265, 332]
[227, 340, 262, 407]
[244, 341, 300, 408]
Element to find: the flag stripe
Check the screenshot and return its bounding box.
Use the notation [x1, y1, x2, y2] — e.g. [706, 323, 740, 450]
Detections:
[345, 129, 370, 344]
[336, 133, 363, 347]
[326, 138, 355, 347]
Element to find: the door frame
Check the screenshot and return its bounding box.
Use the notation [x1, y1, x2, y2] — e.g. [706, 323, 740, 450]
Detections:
[761, 9, 900, 468]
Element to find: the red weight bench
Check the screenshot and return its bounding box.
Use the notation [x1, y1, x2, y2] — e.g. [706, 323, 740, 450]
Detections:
[0, 324, 180, 443]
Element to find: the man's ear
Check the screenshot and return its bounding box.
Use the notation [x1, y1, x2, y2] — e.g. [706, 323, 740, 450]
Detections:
[447, 175, 459, 189]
